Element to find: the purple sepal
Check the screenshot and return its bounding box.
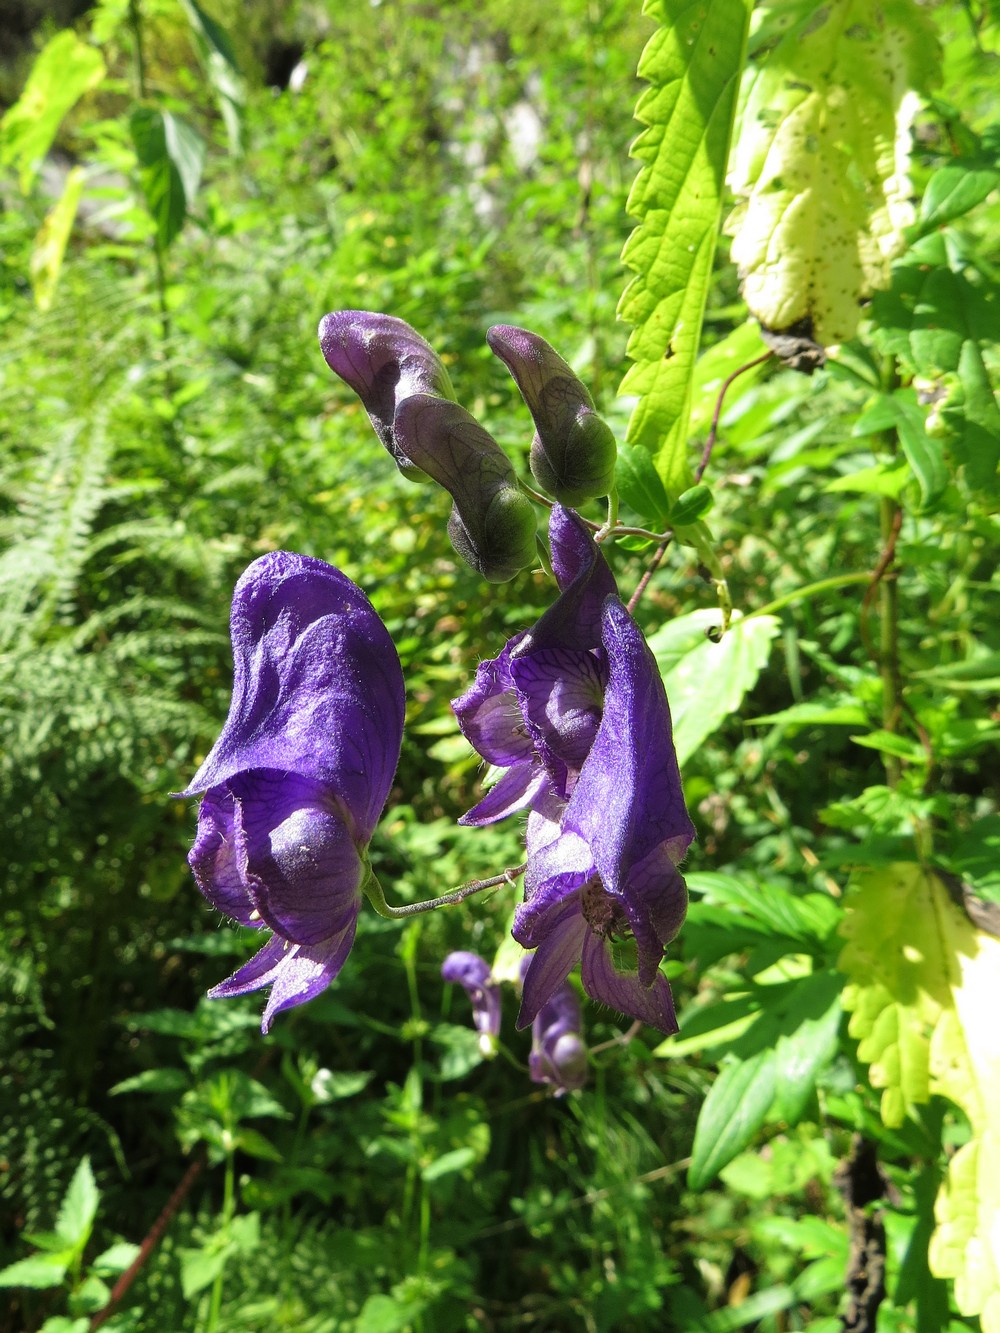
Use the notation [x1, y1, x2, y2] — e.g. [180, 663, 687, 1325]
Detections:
[183, 552, 404, 1031]
[487, 325, 617, 506]
[317, 311, 454, 480]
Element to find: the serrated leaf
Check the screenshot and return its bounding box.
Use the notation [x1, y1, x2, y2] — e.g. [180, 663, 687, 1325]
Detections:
[0, 32, 105, 192]
[30, 165, 86, 312]
[839, 863, 1000, 1330]
[90, 1242, 140, 1277]
[129, 107, 205, 250]
[55, 1158, 99, 1250]
[688, 1049, 777, 1189]
[618, 0, 752, 494]
[655, 610, 780, 764]
[727, 0, 940, 345]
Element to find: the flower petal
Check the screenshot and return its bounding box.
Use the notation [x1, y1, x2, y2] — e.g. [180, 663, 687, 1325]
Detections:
[514, 824, 593, 948]
[260, 919, 358, 1033]
[317, 310, 454, 478]
[188, 785, 257, 925]
[451, 635, 532, 767]
[580, 931, 678, 1033]
[231, 771, 363, 946]
[510, 645, 605, 791]
[516, 903, 588, 1029]
[441, 951, 502, 1038]
[208, 933, 289, 999]
[183, 552, 404, 841]
[457, 764, 548, 827]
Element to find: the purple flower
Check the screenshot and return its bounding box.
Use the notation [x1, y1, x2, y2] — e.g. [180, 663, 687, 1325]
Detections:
[453, 507, 694, 1032]
[528, 972, 588, 1095]
[487, 325, 617, 506]
[318, 310, 455, 481]
[452, 505, 618, 822]
[180, 552, 404, 1032]
[441, 951, 502, 1054]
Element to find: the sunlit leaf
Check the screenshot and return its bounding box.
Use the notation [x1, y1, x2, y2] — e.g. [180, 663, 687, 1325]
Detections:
[30, 165, 86, 312]
[0, 32, 105, 192]
[179, 0, 245, 153]
[650, 610, 780, 764]
[55, 1157, 99, 1251]
[727, 0, 940, 346]
[129, 107, 205, 250]
[619, 0, 752, 495]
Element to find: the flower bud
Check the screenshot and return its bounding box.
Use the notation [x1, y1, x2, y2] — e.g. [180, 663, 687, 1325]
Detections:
[487, 325, 617, 506]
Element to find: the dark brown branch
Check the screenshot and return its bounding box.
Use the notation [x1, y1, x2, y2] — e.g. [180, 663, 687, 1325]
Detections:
[835, 1136, 888, 1333]
[695, 351, 773, 484]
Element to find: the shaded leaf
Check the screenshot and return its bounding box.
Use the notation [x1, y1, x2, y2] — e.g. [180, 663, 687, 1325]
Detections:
[688, 1049, 776, 1189]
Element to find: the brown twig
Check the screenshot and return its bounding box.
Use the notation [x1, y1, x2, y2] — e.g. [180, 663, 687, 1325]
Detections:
[859, 503, 902, 670]
[695, 351, 773, 484]
[626, 539, 671, 615]
[835, 1136, 888, 1333]
[90, 1152, 206, 1331]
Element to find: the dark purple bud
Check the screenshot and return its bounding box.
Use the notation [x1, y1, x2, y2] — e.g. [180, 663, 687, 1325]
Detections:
[442, 950, 502, 1054]
[487, 325, 617, 506]
[318, 311, 455, 481]
[394, 394, 537, 583]
[181, 552, 405, 1032]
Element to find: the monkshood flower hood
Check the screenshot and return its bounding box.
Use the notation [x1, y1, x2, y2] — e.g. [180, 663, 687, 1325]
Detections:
[453, 507, 694, 1032]
[181, 551, 405, 1032]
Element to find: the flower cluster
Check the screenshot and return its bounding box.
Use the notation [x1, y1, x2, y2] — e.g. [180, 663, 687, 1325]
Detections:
[182, 311, 692, 1039]
[441, 950, 588, 1095]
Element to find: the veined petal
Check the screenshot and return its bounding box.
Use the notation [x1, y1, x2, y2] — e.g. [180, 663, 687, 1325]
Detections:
[188, 785, 257, 926]
[580, 931, 678, 1033]
[260, 919, 358, 1033]
[458, 764, 548, 827]
[441, 951, 502, 1039]
[208, 933, 289, 998]
[317, 310, 454, 478]
[183, 552, 404, 841]
[522, 506, 618, 655]
[451, 635, 532, 766]
[515, 826, 593, 947]
[622, 844, 689, 985]
[231, 771, 363, 946]
[510, 646, 605, 790]
[517, 904, 588, 1029]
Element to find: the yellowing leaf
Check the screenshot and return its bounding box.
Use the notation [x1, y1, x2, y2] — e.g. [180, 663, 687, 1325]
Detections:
[839, 863, 1000, 1330]
[30, 166, 85, 311]
[727, 0, 940, 345]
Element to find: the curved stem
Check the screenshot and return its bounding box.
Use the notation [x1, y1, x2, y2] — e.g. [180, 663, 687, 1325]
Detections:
[364, 863, 527, 920]
[695, 351, 773, 484]
[749, 572, 871, 620]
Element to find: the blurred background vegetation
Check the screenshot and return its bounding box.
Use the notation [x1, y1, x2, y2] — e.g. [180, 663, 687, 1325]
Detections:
[1, 0, 997, 1330]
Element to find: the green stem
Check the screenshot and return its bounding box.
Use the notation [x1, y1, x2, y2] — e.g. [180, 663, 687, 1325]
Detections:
[128, 0, 173, 355]
[204, 1150, 235, 1333]
[879, 495, 903, 788]
[363, 863, 525, 920]
[749, 573, 872, 620]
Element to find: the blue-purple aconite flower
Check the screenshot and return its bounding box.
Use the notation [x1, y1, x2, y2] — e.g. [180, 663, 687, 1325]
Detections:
[181, 551, 405, 1032]
[441, 951, 502, 1055]
[528, 970, 588, 1095]
[452, 507, 694, 1033]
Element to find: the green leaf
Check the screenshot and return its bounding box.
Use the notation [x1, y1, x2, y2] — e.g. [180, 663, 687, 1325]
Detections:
[234, 1127, 283, 1162]
[56, 1158, 99, 1251]
[30, 165, 86, 312]
[421, 1147, 476, 1182]
[666, 484, 713, 526]
[178, 0, 245, 153]
[918, 164, 999, 234]
[872, 231, 1000, 498]
[129, 107, 205, 250]
[688, 1050, 777, 1190]
[0, 1253, 69, 1289]
[614, 442, 671, 528]
[652, 610, 780, 765]
[686, 872, 840, 944]
[749, 700, 867, 728]
[727, 0, 940, 345]
[429, 1023, 486, 1082]
[90, 1242, 140, 1277]
[178, 1244, 230, 1300]
[618, 0, 752, 494]
[67, 1273, 111, 1316]
[109, 1067, 189, 1096]
[0, 32, 105, 192]
[892, 390, 949, 512]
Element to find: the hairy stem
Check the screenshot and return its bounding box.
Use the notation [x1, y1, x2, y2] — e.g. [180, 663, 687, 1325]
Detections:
[364, 863, 526, 920]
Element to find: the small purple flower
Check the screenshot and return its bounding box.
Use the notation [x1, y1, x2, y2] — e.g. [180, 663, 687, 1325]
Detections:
[318, 310, 455, 481]
[528, 973, 588, 1095]
[441, 951, 502, 1054]
[487, 325, 617, 506]
[180, 551, 404, 1032]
